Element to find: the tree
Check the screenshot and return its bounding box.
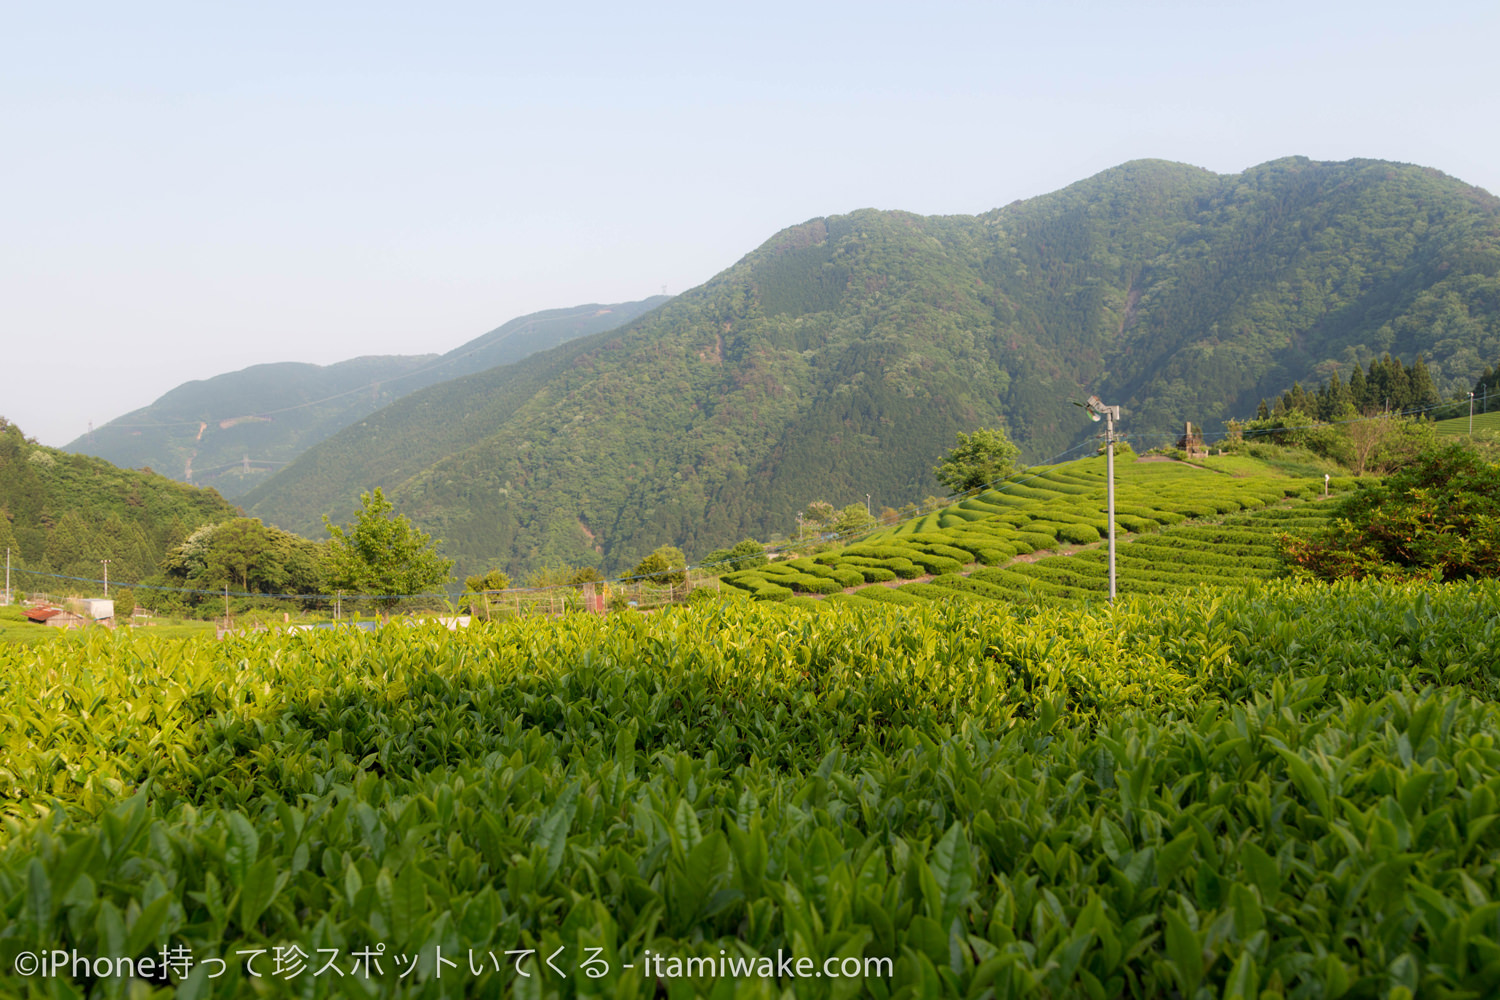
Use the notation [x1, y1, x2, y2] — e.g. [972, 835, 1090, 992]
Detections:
[834, 503, 876, 538]
[461, 569, 510, 617]
[1408, 355, 1438, 408]
[631, 545, 686, 587]
[111, 587, 135, 622]
[1349, 365, 1372, 412]
[802, 501, 837, 529]
[933, 428, 1019, 494]
[324, 488, 453, 615]
[728, 538, 768, 570]
[1341, 413, 1434, 477]
[159, 518, 326, 611]
[703, 538, 768, 574]
[203, 518, 268, 592]
[464, 569, 511, 593]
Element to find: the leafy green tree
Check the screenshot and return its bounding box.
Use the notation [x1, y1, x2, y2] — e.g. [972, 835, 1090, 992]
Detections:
[802, 501, 838, 529]
[569, 566, 605, 586]
[203, 518, 268, 592]
[111, 587, 135, 621]
[834, 503, 876, 537]
[324, 488, 453, 615]
[159, 518, 325, 609]
[631, 545, 686, 587]
[728, 538, 768, 570]
[464, 569, 511, 593]
[703, 538, 769, 574]
[461, 569, 511, 617]
[1333, 412, 1434, 476]
[933, 428, 1019, 494]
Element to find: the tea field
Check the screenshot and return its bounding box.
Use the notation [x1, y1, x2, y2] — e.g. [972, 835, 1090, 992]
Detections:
[723, 458, 1347, 609]
[3, 576, 1500, 998]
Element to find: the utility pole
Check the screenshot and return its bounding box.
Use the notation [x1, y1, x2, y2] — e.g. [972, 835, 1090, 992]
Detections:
[4, 548, 10, 606]
[1470, 392, 1476, 435]
[865, 494, 871, 517]
[101, 559, 110, 596]
[1083, 396, 1121, 604]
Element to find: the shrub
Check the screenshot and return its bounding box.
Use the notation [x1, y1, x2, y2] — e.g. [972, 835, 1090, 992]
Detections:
[1284, 443, 1500, 581]
[1055, 523, 1102, 545]
[827, 568, 866, 588]
[1013, 531, 1059, 552]
[853, 586, 925, 606]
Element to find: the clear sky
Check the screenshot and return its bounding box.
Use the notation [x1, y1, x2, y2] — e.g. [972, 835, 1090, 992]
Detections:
[5, 0, 1498, 447]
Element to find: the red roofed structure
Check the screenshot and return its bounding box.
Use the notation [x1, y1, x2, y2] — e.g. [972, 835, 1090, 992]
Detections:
[24, 605, 85, 628]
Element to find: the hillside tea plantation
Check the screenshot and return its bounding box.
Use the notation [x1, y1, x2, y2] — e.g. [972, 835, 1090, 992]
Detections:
[2, 580, 1500, 999]
[722, 458, 1351, 609]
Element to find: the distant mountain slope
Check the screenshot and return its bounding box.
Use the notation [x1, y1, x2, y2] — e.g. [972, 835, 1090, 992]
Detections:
[0, 419, 238, 592]
[244, 158, 1500, 579]
[65, 297, 669, 498]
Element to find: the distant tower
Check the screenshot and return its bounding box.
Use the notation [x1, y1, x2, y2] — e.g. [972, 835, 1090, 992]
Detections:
[88, 420, 94, 443]
[243, 454, 251, 473]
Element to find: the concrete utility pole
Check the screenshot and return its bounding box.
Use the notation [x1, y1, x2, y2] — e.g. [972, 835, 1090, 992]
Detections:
[1470, 392, 1476, 435]
[1083, 396, 1121, 604]
[101, 559, 110, 596]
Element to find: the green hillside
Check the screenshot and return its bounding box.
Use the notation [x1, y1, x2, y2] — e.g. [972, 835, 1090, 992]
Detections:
[246, 158, 1500, 579]
[0, 419, 238, 595]
[66, 298, 668, 499]
[1434, 408, 1500, 437]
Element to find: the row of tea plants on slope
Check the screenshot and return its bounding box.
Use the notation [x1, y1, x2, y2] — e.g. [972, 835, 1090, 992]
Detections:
[725, 457, 1349, 606]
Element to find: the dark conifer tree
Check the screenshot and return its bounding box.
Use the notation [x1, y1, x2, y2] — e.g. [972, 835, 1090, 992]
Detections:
[1407, 355, 1437, 408]
[1349, 364, 1372, 413]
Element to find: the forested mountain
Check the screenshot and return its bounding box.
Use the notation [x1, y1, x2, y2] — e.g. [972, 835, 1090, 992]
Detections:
[65, 298, 668, 499]
[245, 157, 1500, 579]
[0, 419, 237, 594]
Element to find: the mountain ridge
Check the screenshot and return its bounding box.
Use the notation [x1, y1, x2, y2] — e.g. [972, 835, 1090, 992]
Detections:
[66, 297, 670, 498]
[242, 157, 1500, 578]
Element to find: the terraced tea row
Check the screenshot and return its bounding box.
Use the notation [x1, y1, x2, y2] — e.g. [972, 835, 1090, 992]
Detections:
[724, 458, 1345, 607]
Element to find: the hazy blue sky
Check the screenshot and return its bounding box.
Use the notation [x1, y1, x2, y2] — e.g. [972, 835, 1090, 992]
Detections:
[5, 0, 1498, 446]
